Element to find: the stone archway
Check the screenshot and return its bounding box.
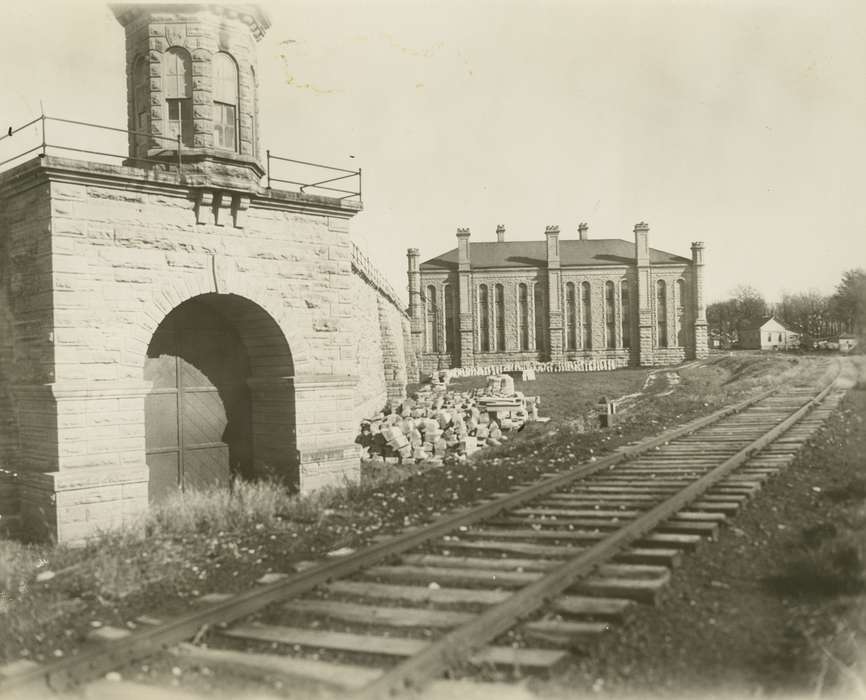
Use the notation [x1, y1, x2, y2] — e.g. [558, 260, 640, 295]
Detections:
[143, 293, 296, 501]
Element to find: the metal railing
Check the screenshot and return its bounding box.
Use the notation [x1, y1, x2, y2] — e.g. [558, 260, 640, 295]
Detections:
[351, 243, 406, 312]
[0, 112, 361, 203]
[266, 150, 361, 202]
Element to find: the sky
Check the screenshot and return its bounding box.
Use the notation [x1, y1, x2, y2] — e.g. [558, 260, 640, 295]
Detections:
[1, 0, 864, 305]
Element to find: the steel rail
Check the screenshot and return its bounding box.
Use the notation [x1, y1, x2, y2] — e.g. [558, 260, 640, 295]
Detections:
[352, 369, 839, 699]
[0, 381, 803, 696]
[0, 116, 43, 143]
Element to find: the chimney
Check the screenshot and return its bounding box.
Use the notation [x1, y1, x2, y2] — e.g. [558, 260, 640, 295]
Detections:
[496, 224, 506, 243]
[545, 225, 560, 268]
[634, 221, 650, 266]
[578, 222, 589, 241]
[456, 227, 471, 271]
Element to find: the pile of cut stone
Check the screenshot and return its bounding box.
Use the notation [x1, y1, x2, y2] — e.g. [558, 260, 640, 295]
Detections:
[355, 373, 541, 466]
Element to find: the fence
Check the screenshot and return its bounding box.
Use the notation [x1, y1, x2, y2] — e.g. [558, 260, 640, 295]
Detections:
[352, 244, 407, 313]
[0, 113, 361, 203]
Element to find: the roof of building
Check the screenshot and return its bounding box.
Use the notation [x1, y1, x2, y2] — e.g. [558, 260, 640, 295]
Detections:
[419, 239, 691, 270]
[739, 316, 795, 332]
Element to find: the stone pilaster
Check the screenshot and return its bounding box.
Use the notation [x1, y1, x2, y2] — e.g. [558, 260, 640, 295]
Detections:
[634, 222, 654, 366]
[406, 248, 423, 373]
[456, 228, 474, 366]
[691, 241, 709, 359]
[11, 380, 151, 543]
[293, 375, 359, 493]
[545, 225, 564, 362]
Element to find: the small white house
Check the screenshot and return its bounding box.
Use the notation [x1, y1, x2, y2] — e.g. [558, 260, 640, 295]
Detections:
[839, 334, 859, 353]
[740, 317, 800, 351]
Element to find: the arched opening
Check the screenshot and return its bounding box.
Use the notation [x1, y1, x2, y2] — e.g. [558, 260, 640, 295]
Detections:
[143, 294, 295, 502]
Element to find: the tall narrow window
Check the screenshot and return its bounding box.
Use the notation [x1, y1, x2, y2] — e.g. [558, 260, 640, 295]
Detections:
[133, 56, 149, 157]
[213, 53, 239, 151]
[621, 280, 631, 349]
[425, 285, 438, 352]
[444, 284, 456, 353]
[249, 66, 257, 155]
[605, 281, 616, 349]
[657, 280, 668, 348]
[676, 279, 687, 346]
[479, 285, 490, 352]
[565, 282, 577, 350]
[164, 47, 193, 147]
[581, 281, 592, 349]
[494, 284, 505, 351]
[534, 284, 546, 353]
[518, 284, 529, 350]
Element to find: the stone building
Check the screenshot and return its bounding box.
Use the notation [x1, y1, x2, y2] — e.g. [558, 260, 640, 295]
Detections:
[408, 223, 708, 374]
[0, 4, 411, 543]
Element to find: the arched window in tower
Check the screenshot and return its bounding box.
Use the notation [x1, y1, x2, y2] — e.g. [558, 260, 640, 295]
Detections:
[249, 65, 257, 155]
[605, 281, 616, 349]
[444, 284, 457, 353]
[581, 281, 592, 349]
[425, 285, 438, 353]
[479, 285, 490, 352]
[518, 284, 529, 350]
[213, 52, 239, 151]
[565, 282, 577, 350]
[132, 55, 149, 157]
[621, 280, 631, 349]
[657, 279, 668, 348]
[676, 278, 687, 347]
[164, 47, 193, 147]
[534, 284, 546, 353]
[494, 284, 505, 351]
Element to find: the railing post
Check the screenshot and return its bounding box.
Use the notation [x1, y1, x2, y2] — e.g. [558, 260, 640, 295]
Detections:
[176, 134, 182, 175]
[358, 167, 362, 201]
[266, 149, 271, 189]
[40, 113, 46, 158]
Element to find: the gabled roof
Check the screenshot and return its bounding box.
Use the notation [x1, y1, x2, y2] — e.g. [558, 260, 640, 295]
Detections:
[419, 239, 691, 270]
[740, 316, 795, 332]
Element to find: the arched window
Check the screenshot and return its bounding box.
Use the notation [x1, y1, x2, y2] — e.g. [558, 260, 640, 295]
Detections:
[657, 280, 668, 348]
[213, 52, 239, 151]
[164, 47, 193, 147]
[565, 282, 577, 350]
[249, 65, 257, 155]
[133, 55, 149, 156]
[676, 279, 687, 346]
[605, 281, 616, 349]
[518, 284, 529, 350]
[479, 285, 490, 352]
[494, 284, 505, 351]
[621, 280, 631, 349]
[425, 285, 438, 353]
[444, 284, 456, 353]
[581, 281, 592, 349]
[534, 284, 546, 353]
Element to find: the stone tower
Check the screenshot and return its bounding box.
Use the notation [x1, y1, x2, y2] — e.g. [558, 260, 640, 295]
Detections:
[111, 3, 269, 187]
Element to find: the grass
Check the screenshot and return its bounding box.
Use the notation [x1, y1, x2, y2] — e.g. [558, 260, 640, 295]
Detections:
[0, 351, 835, 667]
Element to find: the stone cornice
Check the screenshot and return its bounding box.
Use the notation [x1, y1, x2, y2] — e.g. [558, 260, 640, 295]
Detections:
[111, 3, 271, 41]
[0, 155, 361, 219]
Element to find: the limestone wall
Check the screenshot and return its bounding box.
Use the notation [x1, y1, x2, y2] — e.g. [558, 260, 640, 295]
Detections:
[0, 155, 413, 541]
[349, 245, 412, 423]
[415, 261, 695, 371]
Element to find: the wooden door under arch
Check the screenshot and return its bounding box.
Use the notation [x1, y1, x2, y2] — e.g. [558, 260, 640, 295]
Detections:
[144, 299, 252, 502]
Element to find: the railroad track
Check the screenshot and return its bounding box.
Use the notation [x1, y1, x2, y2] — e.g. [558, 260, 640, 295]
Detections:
[0, 362, 845, 699]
